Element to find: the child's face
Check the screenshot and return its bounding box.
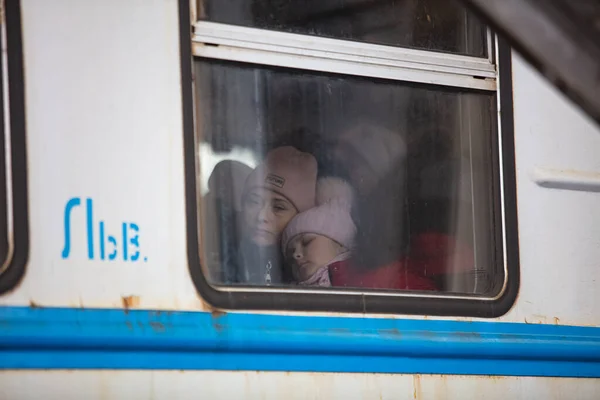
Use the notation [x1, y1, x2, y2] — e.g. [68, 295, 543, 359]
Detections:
[286, 233, 343, 281]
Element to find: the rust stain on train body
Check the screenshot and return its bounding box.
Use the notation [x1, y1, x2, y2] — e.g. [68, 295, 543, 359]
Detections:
[413, 375, 422, 399]
[29, 300, 42, 308]
[149, 321, 166, 333]
[121, 295, 140, 312]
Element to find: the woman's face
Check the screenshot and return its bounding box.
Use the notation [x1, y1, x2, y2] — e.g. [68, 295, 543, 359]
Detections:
[242, 188, 298, 246]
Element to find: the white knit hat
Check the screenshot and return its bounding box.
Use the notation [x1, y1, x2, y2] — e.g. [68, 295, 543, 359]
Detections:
[337, 123, 407, 180]
[315, 176, 354, 208]
[282, 177, 356, 251]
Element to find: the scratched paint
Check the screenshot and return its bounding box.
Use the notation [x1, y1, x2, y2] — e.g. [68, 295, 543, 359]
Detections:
[0, 371, 598, 400]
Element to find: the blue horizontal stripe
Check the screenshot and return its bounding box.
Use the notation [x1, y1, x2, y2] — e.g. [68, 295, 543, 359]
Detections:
[1, 306, 599, 377]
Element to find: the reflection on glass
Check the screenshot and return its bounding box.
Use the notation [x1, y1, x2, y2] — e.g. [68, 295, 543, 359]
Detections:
[196, 58, 501, 294]
[0, 56, 8, 274]
[199, 0, 487, 57]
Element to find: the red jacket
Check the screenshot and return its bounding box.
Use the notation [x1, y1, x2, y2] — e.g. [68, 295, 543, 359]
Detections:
[329, 258, 437, 290]
[328, 233, 474, 291]
[408, 232, 475, 278]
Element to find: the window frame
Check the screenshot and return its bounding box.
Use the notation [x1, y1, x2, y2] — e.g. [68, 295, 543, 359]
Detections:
[0, 0, 30, 295]
[182, 0, 519, 317]
[192, 21, 496, 91]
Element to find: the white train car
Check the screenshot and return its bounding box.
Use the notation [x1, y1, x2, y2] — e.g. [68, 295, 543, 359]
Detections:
[0, 0, 599, 399]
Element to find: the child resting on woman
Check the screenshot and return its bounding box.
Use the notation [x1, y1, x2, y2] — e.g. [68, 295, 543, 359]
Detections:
[281, 177, 356, 287]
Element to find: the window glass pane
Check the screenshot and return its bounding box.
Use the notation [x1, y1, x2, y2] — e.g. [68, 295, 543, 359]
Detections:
[199, 0, 487, 57]
[0, 44, 9, 277]
[195, 58, 501, 294]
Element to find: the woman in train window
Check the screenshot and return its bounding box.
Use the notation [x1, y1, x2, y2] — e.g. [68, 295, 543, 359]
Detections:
[227, 146, 318, 285]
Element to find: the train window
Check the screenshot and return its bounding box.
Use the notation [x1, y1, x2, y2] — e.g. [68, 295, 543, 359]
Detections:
[198, 0, 488, 57]
[185, 0, 518, 316]
[0, 1, 29, 295]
